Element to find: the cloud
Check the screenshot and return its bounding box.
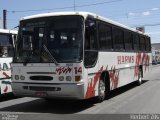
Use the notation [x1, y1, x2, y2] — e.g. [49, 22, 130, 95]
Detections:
[151, 8, 159, 11]
[128, 12, 136, 16]
[128, 7, 157, 17]
[142, 11, 150, 16]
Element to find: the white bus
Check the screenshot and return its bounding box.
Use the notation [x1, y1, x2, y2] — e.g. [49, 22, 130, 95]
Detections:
[0, 29, 17, 96]
[12, 12, 151, 102]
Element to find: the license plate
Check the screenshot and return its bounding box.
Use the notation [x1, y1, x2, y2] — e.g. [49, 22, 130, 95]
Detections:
[35, 92, 48, 97]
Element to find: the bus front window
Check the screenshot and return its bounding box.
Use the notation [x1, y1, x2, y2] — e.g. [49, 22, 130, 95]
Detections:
[47, 16, 83, 63]
[15, 21, 45, 63]
[0, 34, 14, 57]
[14, 16, 83, 63]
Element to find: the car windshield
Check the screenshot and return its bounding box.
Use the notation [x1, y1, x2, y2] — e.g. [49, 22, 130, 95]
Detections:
[14, 16, 84, 63]
[0, 34, 14, 57]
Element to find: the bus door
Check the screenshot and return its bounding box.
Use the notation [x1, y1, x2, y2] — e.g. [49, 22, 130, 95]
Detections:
[84, 18, 99, 93]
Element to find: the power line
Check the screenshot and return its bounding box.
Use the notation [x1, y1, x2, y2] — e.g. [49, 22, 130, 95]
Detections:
[8, 0, 123, 13]
[73, 0, 76, 11]
[75, 0, 123, 8]
[5, 0, 160, 30]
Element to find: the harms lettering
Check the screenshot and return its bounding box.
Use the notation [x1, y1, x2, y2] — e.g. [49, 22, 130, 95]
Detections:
[118, 56, 134, 64]
[56, 67, 72, 75]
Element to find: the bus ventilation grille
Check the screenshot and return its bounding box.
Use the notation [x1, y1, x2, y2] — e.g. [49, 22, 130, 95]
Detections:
[30, 76, 53, 81]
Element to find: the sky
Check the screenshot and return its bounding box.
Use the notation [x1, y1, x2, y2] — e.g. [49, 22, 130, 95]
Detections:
[0, 0, 160, 43]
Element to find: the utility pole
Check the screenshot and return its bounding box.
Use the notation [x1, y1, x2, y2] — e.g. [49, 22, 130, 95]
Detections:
[3, 9, 7, 29]
[0, 17, 1, 28]
[73, 0, 76, 11]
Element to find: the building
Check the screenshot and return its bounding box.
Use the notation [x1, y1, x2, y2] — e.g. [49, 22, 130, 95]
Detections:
[152, 43, 160, 63]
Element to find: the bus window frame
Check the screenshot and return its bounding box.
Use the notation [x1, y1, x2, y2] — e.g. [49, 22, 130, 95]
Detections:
[0, 33, 14, 57]
[124, 30, 134, 52]
[145, 36, 151, 52]
[84, 17, 98, 68]
[139, 35, 146, 52]
[112, 26, 125, 52]
[98, 21, 113, 51]
[133, 33, 140, 52]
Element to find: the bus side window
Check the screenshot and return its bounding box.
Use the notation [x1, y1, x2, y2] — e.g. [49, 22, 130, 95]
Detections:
[9, 34, 13, 46]
[7, 34, 14, 57]
[140, 36, 145, 51]
[113, 27, 124, 51]
[133, 34, 139, 51]
[124, 31, 133, 51]
[98, 22, 112, 50]
[84, 19, 98, 67]
[85, 19, 97, 50]
[146, 37, 151, 52]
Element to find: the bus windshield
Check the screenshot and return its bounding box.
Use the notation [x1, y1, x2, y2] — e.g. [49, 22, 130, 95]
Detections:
[0, 34, 14, 57]
[14, 16, 83, 63]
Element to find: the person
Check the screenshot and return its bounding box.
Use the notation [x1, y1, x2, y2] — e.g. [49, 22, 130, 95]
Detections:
[0, 47, 8, 57]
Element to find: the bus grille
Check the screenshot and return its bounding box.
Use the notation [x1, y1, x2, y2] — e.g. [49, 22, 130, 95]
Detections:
[30, 76, 53, 81]
[23, 86, 61, 91]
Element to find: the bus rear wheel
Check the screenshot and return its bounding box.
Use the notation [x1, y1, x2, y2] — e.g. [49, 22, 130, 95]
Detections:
[137, 69, 143, 85]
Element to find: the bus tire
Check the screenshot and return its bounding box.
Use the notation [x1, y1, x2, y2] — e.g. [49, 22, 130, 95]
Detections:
[105, 73, 110, 99]
[96, 79, 106, 102]
[137, 68, 143, 85]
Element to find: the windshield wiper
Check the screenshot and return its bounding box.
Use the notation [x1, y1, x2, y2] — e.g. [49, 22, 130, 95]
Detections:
[43, 45, 59, 65]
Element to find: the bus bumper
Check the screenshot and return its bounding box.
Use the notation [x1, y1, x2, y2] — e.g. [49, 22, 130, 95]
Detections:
[12, 82, 85, 100]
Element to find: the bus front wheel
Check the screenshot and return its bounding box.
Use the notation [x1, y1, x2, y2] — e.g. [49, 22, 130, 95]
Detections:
[96, 79, 106, 102]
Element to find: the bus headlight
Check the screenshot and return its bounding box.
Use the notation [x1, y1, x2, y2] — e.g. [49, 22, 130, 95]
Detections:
[20, 75, 25, 80]
[59, 76, 64, 81]
[66, 76, 72, 81]
[15, 75, 19, 80]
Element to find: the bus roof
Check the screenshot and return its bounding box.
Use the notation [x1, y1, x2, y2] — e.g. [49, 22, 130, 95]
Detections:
[21, 11, 149, 37]
[0, 29, 18, 35]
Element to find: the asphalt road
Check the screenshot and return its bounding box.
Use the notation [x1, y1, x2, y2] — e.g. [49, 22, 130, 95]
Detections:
[0, 65, 160, 120]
